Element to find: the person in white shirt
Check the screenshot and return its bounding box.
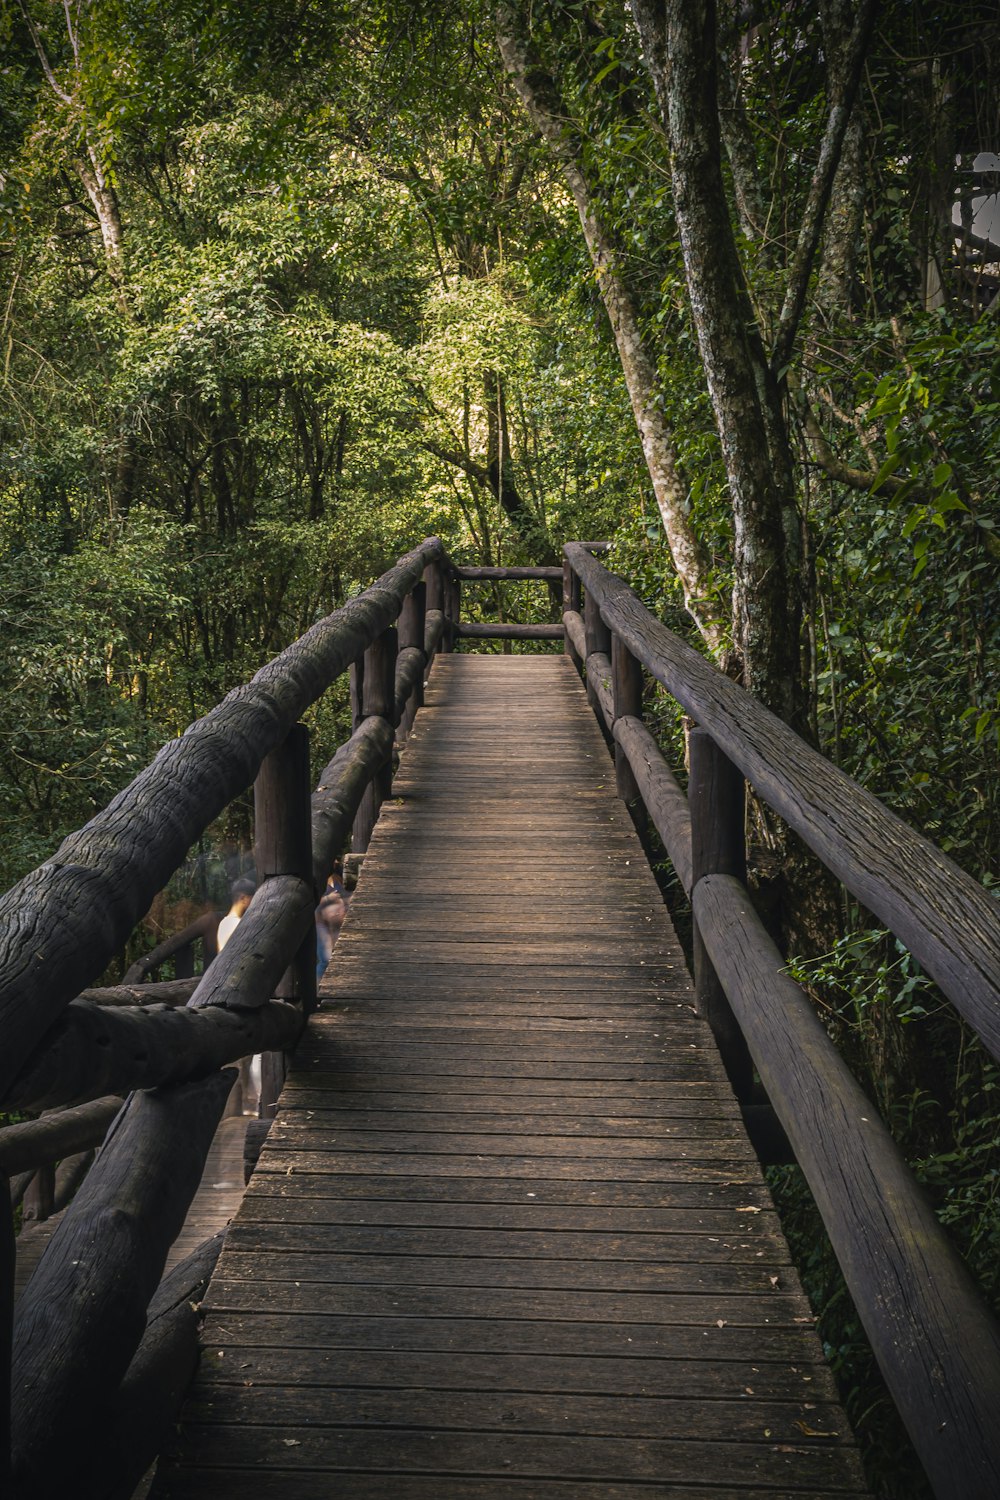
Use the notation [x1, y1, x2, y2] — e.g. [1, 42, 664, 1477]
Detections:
[217, 877, 256, 950]
[216, 877, 257, 1112]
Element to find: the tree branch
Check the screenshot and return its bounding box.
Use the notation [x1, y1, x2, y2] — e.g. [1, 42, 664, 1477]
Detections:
[769, 0, 878, 374]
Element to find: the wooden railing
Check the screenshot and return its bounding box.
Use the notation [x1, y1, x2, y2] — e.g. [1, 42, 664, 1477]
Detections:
[562, 542, 1000, 1500]
[0, 537, 457, 1498]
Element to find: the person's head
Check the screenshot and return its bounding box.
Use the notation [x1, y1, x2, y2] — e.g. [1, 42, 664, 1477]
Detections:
[229, 877, 256, 916]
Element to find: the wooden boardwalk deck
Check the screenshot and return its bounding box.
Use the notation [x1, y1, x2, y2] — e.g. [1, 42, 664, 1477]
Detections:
[153, 653, 867, 1498]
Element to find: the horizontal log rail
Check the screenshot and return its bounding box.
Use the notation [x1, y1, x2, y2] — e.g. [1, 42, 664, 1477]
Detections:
[455, 565, 562, 580]
[563, 541, 1000, 1500]
[450, 561, 576, 646]
[0, 537, 445, 1099]
[455, 621, 564, 640]
[564, 542, 1000, 1055]
[0, 1097, 124, 1178]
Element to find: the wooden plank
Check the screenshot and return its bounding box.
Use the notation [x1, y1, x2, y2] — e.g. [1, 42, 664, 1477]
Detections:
[184, 1384, 852, 1446]
[191, 1343, 829, 1400]
[240, 1171, 773, 1209]
[180, 1308, 826, 1362]
[159, 1425, 867, 1490]
[152, 1473, 858, 1500]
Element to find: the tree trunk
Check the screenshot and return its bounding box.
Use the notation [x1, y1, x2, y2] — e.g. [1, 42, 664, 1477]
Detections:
[484, 368, 554, 561]
[630, 0, 802, 724]
[496, 1, 725, 653]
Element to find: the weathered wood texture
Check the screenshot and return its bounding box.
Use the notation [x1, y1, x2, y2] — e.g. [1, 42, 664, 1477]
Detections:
[5, 997, 302, 1114]
[565, 543, 1000, 1060]
[398, 581, 427, 741]
[154, 655, 865, 1499]
[353, 627, 398, 852]
[311, 715, 394, 892]
[585, 649, 614, 729]
[455, 622, 564, 640]
[12, 1072, 234, 1496]
[455, 566, 563, 579]
[613, 714, 693, 891]
[394, 645, 426, 725]
[4, 873, 310, 1110]
[423, 608, 444, 662]
[1, 1187, 12, 1491]
[689, 730, 753, 1103]
[82, 978, 199, 1007]
[0, 1095, 122, 1177]
[255, 724, 316, 1021]
[694, 873, 1000, 1500]
[563, 606, 586, 664]
[0, 537, 443, 1102]
[87, 1232, 228, 1500]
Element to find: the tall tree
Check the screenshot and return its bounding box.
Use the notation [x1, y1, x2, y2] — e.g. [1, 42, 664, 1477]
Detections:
[496, 0, 725, 648]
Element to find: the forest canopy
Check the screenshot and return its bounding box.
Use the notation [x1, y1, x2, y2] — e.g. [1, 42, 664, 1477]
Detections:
[1, 0, 996, 893]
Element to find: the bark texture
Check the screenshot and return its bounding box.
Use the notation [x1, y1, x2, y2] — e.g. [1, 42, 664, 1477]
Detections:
[496, 1, 724, 651]
[11, 1074, 233, 1497]
[631, 0, 802, 723]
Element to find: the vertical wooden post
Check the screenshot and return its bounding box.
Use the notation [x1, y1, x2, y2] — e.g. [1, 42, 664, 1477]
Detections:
[254, 722, 316, 1115]
[398, 581, 427, 739]
[22, 1163, 55, 1224]
[174, 942, 194, 981]
[1, 1177, 12, 1493]
[443, 573, 461, 652]
[611, 633, 647, 840]
[563, 559, 582, 670]
[352, 625, 398, 852]
[583, 588, 612, 718]
[689, 726, 754, 1102]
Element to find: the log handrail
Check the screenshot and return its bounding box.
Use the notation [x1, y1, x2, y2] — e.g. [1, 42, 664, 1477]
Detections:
[0, 537, 445, 1101]
[563, 541, 1000, 1500]
[450, 560, 572, 643]
[564, 541, 1000, 1058]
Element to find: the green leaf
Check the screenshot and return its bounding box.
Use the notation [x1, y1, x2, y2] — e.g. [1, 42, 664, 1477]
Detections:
[870, 451, 902, 493]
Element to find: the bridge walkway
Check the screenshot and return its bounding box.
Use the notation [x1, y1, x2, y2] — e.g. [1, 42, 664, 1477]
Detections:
[153, 653, 867, 1498]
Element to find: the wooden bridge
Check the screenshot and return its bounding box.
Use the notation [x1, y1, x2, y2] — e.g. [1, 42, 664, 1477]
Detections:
[2, 539, 1000, 1499]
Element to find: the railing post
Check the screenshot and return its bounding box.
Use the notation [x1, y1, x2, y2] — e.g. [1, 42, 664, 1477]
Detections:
[689, 726, 754, 1102]
[611, 633, 647, 840]
[583, 588, 612, 718]
[398, 581, 427, 739]
[21, 1162, 55, 1224]
[424, 557, 443, 655]
[254, 722, 316, 1115]
[351, 625, 398, 852]
[563, 560, 582, 670]
[443, 571, 461, 652]
[1, 1179, 12, 1493]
